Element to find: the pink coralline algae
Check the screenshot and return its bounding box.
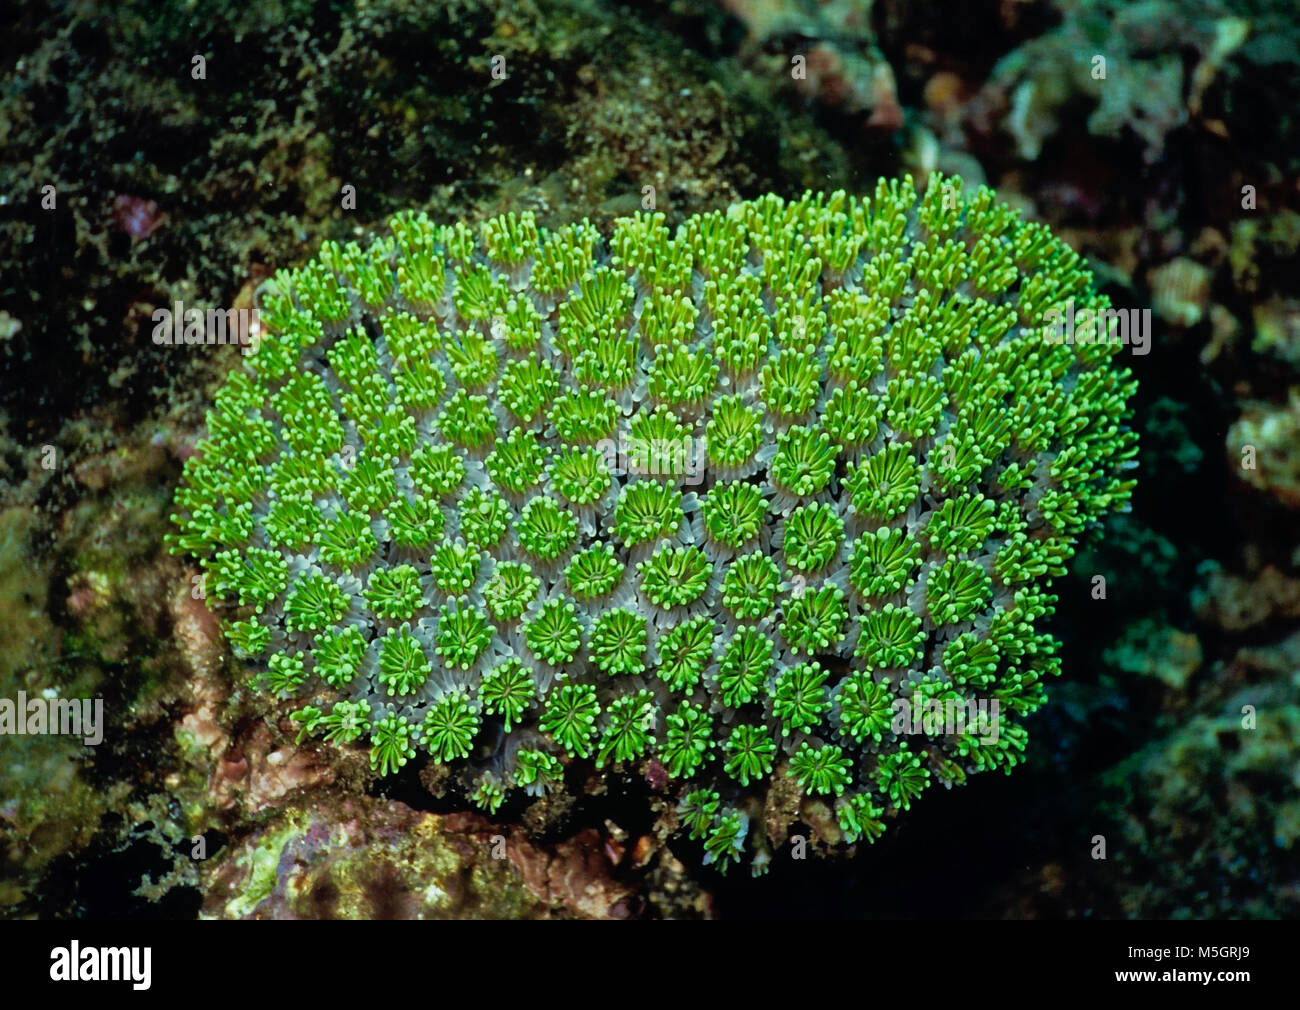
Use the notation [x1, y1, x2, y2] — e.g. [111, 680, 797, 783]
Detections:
[112, 194, 165, 240]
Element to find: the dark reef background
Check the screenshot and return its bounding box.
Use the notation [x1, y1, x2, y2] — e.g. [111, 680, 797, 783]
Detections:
[1, 0, 1297, 919]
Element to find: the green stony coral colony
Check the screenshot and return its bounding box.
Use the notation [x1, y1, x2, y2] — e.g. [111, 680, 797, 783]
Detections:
[169, 175, 1138, 872]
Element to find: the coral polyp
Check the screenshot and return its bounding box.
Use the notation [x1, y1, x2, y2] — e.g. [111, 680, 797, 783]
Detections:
[169, 175, 1138, 873]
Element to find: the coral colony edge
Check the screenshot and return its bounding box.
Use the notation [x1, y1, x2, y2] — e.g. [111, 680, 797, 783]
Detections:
[167, 174, 1138, 875]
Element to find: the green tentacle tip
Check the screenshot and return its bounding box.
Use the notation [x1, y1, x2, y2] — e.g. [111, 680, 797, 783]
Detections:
[679, 788, 721, 841]
[613, 481, 683, 546]
[595, 690, 657, 769]
[429, 539, 482, 597]
[524, 598, 583, 666]
[836, 673, 895, 745]
[564, 542, 625, 601]
[376, 626, 432, 697]
[771, 660, 831, 736]
[458, 487, 510, 550]
[469, 775, 507, 816]
[700, 481, 767, 550]
[370, 713, 418, 777]
[589, 608, 648, 676]
[655, 615, 714, 692]
[836, 793, 887, 845]
[703, 810, 747, 873]
[781, 501, 844, 573]
[770, 425, 836, 497]
[313, 626, 368, 689]
[513, 748, 564, 794]
[721, 553, 780, 620]
[539, 680, 601, 758]
[363, 563, 423, 621]
[780, 583, 847, 655]
[789, 741, 853, 797]
[723, 724, 776, 787]
[848, 527, 921, 598]
[283, 572, 350, 634]
[637, 545, 712, 610]
[435, 598, 492, 670]
[483, 561, 540, 622]
[516, 497, 578, 561]
[926, 558, 994, 625]
[661, 702, 713, 779]
[420, 689, 480, 762]
[479, 658, 537, 732]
